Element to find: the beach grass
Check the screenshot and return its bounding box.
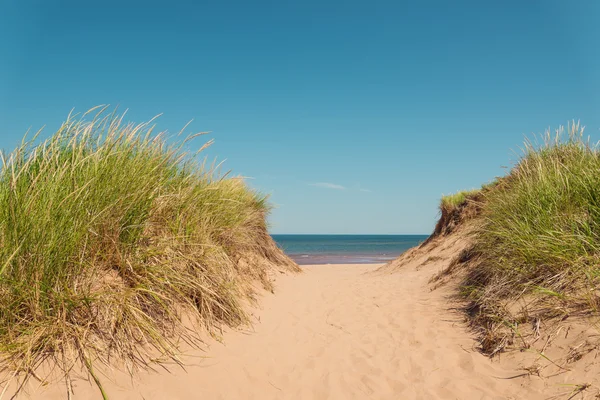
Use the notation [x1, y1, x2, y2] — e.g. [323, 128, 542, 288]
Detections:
[0, 106, 297, 395]
[429, 188, 484, 240]
[440, 189, 481, 212]
[462, 122, 600, 352]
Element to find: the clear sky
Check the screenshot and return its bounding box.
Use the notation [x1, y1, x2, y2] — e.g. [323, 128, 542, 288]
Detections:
[1, 1, 599, 234]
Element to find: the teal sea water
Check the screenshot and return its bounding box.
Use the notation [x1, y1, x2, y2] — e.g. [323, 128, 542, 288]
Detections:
[271, 234, 429, 265]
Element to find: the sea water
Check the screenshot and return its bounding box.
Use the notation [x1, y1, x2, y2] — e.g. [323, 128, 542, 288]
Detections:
[271, 234, 428, 265]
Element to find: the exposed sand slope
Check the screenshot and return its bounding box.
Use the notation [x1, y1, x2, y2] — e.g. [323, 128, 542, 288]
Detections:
[14, 252, 567, 399]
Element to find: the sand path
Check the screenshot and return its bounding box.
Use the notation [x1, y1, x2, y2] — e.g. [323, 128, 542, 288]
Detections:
[18, 262, 551, 399]
[184, 263, 537, 400]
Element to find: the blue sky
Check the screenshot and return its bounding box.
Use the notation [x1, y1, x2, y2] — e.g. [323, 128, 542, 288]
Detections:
[1, 1, 599, 234]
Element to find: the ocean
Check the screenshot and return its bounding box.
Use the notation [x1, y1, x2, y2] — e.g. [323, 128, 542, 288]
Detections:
[271, 234, 429, 265]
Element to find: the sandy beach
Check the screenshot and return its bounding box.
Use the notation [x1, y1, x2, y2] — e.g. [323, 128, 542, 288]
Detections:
[12, 258, 569, 400]
[4, 2, 600, 399]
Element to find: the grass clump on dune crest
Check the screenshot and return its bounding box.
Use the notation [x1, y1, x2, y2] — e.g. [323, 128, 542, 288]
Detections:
[0, 106, 297, 395]
[429, 189, 483, 240]
[440, 189, 481, 212]
[463, 122, 600, 351]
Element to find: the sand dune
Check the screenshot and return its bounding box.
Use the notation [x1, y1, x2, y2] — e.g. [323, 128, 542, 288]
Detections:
[10, 256, 572, 399]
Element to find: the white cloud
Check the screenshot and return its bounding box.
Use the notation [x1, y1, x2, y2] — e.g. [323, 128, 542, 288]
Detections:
[309, 182, 346, 190]
[359, 188, 372, 193]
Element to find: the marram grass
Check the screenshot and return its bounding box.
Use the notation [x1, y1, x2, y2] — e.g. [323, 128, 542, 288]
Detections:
[0, 106, 297, 395]
[461, 122, 600, 352]
[440, 189, 481, 212]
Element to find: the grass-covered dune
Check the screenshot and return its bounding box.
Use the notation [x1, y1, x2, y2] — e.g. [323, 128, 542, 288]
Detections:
[0, 107, 298, 395]
[436, 122, 600, 353]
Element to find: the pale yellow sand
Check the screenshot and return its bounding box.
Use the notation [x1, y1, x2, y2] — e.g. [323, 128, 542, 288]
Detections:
[9, 261, 560, 399]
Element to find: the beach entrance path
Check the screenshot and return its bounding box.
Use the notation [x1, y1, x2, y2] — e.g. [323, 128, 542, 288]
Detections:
[176, 264, 538, 400]
[25, 263, 545, 399]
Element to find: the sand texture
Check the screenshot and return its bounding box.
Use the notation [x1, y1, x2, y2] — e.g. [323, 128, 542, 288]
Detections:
[6, 236, 600, 399]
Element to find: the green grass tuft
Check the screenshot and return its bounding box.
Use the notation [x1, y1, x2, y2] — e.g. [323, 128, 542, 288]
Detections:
[440, 189, 481, 211]
[0, 106, 297, 394]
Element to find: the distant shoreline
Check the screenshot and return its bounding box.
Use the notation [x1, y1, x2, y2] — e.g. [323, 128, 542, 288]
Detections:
[289, 253, 400, 265]
[272, 234, 429, 265]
